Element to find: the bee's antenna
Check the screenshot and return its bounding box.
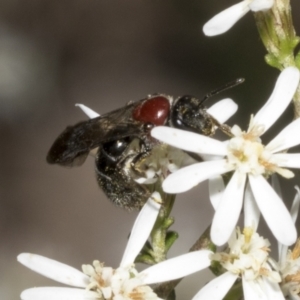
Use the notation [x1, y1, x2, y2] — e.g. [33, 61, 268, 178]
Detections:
[200, 78, 245, 105]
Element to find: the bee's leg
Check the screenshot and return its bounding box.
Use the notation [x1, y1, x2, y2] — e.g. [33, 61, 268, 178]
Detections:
[209, 115, 233, 137]
[96, 149, 151, 211]
[130, 151, 152, 176]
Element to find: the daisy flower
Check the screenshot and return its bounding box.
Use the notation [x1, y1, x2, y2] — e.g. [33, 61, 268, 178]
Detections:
[203, 0, 274, 36]
[193, 226, 285, 300]
[151, 66, 300, 246]
[192, 183, 289, 300]
[18, 193, 212, 300]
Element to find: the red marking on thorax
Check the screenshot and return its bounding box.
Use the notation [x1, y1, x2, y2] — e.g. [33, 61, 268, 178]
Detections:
[132, 96, 170, 126]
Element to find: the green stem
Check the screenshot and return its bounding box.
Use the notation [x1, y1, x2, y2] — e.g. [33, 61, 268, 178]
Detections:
[150, 192, 176, 263]
[254, 0, 300, 117]
[154, 225, 218, 299]
[135, 186, 178, 266]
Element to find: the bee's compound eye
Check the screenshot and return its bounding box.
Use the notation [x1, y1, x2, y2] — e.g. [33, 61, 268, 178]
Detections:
[132, 96, 170, 126]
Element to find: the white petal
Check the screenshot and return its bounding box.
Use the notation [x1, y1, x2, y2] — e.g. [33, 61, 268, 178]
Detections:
[271, 174, 282, 199]
[242, 277, 268, 300]
[17, 253, 88, 288]
[262, 277, 285, 300]
[162, 159, 233, 194]
[253, 67, 300, 134]
[141, 250, 212, 285]
[135, 177, 157, 184]
[203, 1, 250, 36]
[209, 175, 225, 210]
[120, 193, 161, 267]
[274, 153, 300, 168]
[201, 154, 224, 161]
[273, 173, 289, 267]
[211, 171, 246, 246]
[249, 0, 274, 11]
[201, 141, 229, 161]
[75, 104, 100, 118]
[151, 127, 227, 155]
[206, 98, 238, 124]
[267, 118, 300, 153]
[192, 272, 238, 300]
[248, 175, 297, 245]
[244, 182, 260, 229]
[290, 186, 300, 223]
[21, 287, 98, 300]
[278, 242, 286, 267]
[278, 243, 286, 267]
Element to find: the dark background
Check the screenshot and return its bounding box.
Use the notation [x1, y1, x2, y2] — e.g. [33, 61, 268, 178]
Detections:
[1, 1, 300, 299]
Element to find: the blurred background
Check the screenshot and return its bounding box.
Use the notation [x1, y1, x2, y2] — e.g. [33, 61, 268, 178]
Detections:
[1, 0, 300, 299]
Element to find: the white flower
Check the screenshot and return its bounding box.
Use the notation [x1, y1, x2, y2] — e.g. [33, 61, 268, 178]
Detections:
[193, 226, 285, 300]
[18, 193, 212, 300]
[76, 98, 238, 185]
[193, 183, 288, 300]
[151, 67, 300, 246]
[203, 0, 274, 36]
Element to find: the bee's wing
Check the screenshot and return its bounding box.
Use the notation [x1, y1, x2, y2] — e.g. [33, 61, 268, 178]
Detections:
[47, 102, 145, 167]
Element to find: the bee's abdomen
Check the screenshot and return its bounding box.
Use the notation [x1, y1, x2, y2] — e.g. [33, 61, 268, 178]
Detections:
[96, 140, 150, 211]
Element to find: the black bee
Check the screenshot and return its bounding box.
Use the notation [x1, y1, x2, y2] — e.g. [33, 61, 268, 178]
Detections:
[47, 79, 243, 210]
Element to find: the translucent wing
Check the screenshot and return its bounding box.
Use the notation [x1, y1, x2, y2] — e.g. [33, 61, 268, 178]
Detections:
[47, 101, 146, 167]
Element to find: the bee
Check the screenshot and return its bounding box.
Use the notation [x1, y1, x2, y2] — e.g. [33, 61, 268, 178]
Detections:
[47, 79, 243, 210]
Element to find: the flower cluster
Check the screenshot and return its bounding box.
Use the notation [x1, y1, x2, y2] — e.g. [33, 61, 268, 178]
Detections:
[18, 68, 300, 300]
[18, 194, 212, 300]
[194, 227, 282, 299]
[152, 67, 300, 247]
[16, 0, 300, 296]
[190, 185, 300, 300]
[82, 261, 158, 300]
